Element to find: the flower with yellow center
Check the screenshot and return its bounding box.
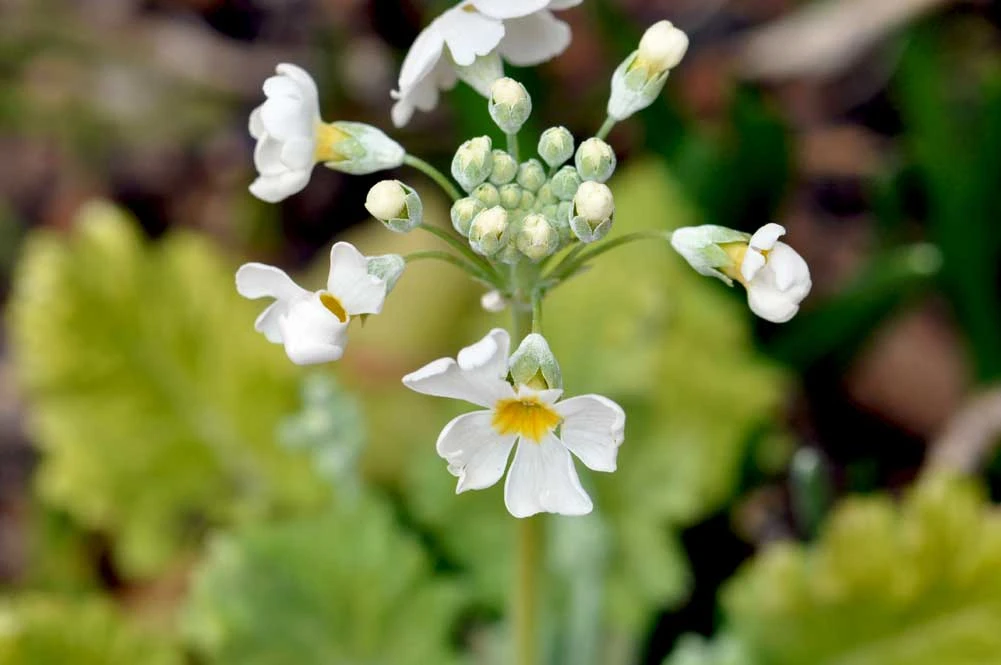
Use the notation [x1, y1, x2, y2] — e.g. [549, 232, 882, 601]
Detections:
[236, 242, 392, 364]
[403, 329, 625, 518]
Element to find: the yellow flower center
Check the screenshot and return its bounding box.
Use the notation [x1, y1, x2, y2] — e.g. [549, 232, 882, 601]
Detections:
[492, 395, 562, 443]
[319, 291, 348, 322]
[719, 242, 770, 286]
[314, 123, 350, 163]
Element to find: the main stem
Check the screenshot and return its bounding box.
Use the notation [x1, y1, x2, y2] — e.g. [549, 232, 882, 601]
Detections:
[511, 283, 541, 665]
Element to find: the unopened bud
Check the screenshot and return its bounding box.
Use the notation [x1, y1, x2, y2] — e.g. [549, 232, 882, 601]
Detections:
[365, 180, 422, 232]
[510, 333, 562, 390]
[516, 213, 559, 262]
[451, 197, 485, 237]
[538, 126, 575, 168]
[607, 22, 688, 122]
[499, 183, 523, 210]
[488, 77, 532, 134]
[451, 136, 494, 192]
[575, 138, 616, 183]
[637, 21, 689, 73]
[468, 206, 510, 257]
[472, 182, 500, 208]
[571, 181, 615, 243]
[516, 159, 547, 192]
[551, 166, 582, 201]
[536, 183, 557, 206]
[489, 150, 518, 185]
[520, 190, 535, 210]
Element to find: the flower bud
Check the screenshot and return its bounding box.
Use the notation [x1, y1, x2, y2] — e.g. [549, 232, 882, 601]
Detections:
[520, 190, 535, 210]
[365, 180, 422, 233]
[451, 136, 494, 192]
[571, 181, 614, 243]
[468, 206, 510, 257]
[551, 208, 572, 245]
[450, 197, 485, 237]
[488, 77, 532, 134]
[538, 126, 575, 168]
[496, 239, 523, 265]
[516, 159, 547, 192]
[536, 183, 557, 206]
[472, 182, 500, 208]
[550, 166, 582, 201]
[320, 122, 406, 175]
[575, 138, 616, 183]
[607, 22, 689, 122]
[489, 150, 519, 185]
[637, 21, 689, 73]
[366, 254, 406, 293]
[516, 213, 560, 262]
[481, 289, 507, 313]
[510, 333, 562, 390]
[499, 183, 523, 210]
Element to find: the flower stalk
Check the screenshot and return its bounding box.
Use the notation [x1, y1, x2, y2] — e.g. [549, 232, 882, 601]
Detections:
[403, 154, 463, 202]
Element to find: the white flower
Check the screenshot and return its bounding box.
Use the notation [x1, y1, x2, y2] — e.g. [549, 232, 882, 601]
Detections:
[739, 223, 812, 323]
[250, 64, 405, 203]
[391, 0, 582, 127]
[403, 329, 625, 518]
[236, 242, 389, 364]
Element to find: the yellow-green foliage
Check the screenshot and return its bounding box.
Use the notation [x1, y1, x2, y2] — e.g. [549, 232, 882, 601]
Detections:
[183, 494, 468, 665]
[7, 202, 328, 579]
[0, 595, 181, 665]
[722, 473, 1001, 665]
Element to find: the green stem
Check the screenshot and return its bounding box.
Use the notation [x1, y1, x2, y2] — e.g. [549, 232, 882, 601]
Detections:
[404, 250, 496, 284]
[510, 301, 541, 665]
[596, 116, 616, 141]
[546, 230, 672, 283]
[507, 132, 520, 162]
[418, 225, 502, 284]
[531, 292, 543, 334]
[403, 154, 463, 202]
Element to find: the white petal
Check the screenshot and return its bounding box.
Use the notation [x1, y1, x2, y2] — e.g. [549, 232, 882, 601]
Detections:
[436, 7, 505, 66]
[504, 436, 592, 518]
[259, 96, 315, 142]
[254, 135, 287, 176]
[498, 11, 571, 66]
[275, 63, 319, 103]
[262, 74, 302, 100]
[556, 395, 625, 472]
[326, 242, 387, 315]
[746, 285, 800, 323]
[248, 106, 265, 139]
[471, 0, 549, 19]
[397, 23, 447, 92]
[749, 222, 785, 251]
[740, 247, 767, 283]
[281, 137, 315, 170]
[547, 0, 582, 9]
[248, 170, 311, 203]
[235, 262, 308, 301]
[392, 56, 457, 126]
[277, 296, 350, 365]
[436, 411, 517, 492]
[767, 242, 811, 293]
[402, 329, 514, 408]
[391, 98, 416, 128]
[254, 301, 287, 343]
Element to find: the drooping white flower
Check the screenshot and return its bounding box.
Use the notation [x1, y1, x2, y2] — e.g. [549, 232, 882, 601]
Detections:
[250, 64, 405, 203]
[403, 329, 625, 518]
[670, 222, 812, 323]
[236, 242, 392, 364]
[391, 0, 582, 127]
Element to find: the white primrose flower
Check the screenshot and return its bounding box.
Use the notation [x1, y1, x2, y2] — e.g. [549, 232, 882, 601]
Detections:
[391, 0, 582, 127]
[670, 222, 812, 323]
[236, 242, 393, 364]
[250, 63, 404, 202]
[403, 329, 625, 518]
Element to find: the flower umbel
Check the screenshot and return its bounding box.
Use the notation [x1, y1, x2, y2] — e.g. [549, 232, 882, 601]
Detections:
[403, 329, 625, 518]
[236, 242, 397, 364]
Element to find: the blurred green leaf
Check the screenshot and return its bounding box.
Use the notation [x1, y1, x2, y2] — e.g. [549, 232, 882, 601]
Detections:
[662, 633, 755, 665]
[183, 494, 468, 665]
[7, 201, 328, 579]
[0, 594, 181, 665]
[720, 472, 1001, 665]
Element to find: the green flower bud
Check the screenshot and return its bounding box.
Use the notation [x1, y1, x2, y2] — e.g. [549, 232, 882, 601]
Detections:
[489, 150, 519, 185]
[541, 203, 559, 220]
[607, 22, 689, 121]
[366, 254, 406, 293]
[510, 333, 562, 390]
[496, 240, 523, 265]
[516, 213, 560, 262]
[516, 159, 547, 192]
[520, 190, 535, 210]
[536, 183, 557, 206]
[575, 137, 616, 183]
[570, 181, 615, 243]
[451, 136, 494, 192]
[551, 166, 582, 201]
[450, 197, 485, 237]
[468, 206, 510, 257]
[365, 179, 422, 233]
[488, 77, 532, 134]
[499, 183, 523, 210]
[538, 126, 575, 168]
[472, 182, 500, 208]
